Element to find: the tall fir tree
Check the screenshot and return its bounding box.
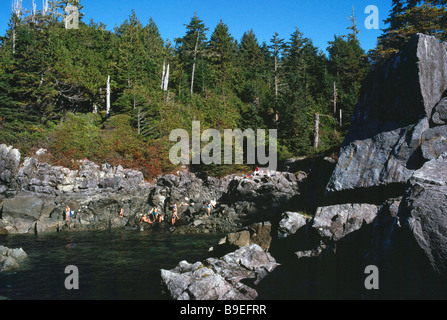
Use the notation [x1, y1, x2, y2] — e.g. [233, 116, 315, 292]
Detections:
[175, 13, 209, 97]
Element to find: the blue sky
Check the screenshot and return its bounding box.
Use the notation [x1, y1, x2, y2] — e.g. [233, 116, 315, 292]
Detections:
[0, 0, 392, 54]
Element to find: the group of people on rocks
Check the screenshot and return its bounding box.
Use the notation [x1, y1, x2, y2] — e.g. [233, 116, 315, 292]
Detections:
[63, 167, 265, 227]
[64, 200, 215, 228]
[139, 200, 214, 227]
[65, 206, 76, 221]
[242, 167, 272, 179]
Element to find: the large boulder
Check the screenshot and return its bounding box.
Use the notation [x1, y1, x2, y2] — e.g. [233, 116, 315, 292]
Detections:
[1, 193, 44, 220]
[326, 34, 447, 198]
[161, 244, 278, 300]
[0, 193, 45, 233]
[312, 203, 379, 242]
[0, 246, 27, 272]
[326, 118, 428, 196]
[214, 221, 273, 254]
[277, 211, 308, 239]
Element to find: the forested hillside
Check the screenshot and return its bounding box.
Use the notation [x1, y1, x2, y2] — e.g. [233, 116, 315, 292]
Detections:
[0, 0, 445, 180]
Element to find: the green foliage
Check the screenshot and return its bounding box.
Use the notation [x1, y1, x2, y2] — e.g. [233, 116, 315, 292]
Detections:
[327, 34, 369, 129]
[48, 112, 102, 162]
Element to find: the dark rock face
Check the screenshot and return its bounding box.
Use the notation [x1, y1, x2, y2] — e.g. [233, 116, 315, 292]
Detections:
[326, 34, 447, 197]
[317, 34, 447, 299]
[326, 118, 429, 197]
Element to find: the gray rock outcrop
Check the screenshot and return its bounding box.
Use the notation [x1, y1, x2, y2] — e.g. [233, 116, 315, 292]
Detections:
[326, 33, 447, 198]
[312, 203, 379, 242]
[0, 246, 27, 272]
[161, 244, 278, 300]
[277, 211, 308, 240]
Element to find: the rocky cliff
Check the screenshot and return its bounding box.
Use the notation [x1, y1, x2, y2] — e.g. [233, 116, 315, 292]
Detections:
[326, 33, 447, 203]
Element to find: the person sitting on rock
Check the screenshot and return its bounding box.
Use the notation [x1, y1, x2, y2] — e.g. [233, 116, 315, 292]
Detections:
[119, 208, 124, 218]
[140, 214, 152, 224]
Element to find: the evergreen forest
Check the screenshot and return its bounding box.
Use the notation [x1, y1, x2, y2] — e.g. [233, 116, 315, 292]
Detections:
[0, 0, 446, 179]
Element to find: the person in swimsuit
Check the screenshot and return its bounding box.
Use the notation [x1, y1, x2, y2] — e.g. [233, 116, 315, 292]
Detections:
[152, 206, 159, 222]
[206, 202, 213, 216]
[65, 206, 71, 221]
[171, 203, 179, 225]
[140, 214, 152, 224]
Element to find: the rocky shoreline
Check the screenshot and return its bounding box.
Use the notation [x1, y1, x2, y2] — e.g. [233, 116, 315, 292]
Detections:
[0, 144, 309, 236]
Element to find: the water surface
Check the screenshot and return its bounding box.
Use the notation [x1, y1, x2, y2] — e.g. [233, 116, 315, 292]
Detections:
[0, 228, 223, 300]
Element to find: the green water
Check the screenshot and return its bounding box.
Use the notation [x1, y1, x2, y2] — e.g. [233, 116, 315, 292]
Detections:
[0, 228, 223, 300]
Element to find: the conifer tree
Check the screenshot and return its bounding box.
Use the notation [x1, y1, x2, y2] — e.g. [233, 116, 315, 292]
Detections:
[175, 13, 209, 96]
[208, 20, 237, 97]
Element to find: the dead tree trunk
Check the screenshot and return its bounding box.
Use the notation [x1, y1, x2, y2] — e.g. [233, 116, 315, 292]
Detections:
[161, 61, 165, 89]
[106, 75, 111, 117]
[190, 31, 200, 95]
[137, 106, 144, 134]
[11, 0, 23, 54]
[274, 46, 279, 125]
[274, 55, 278, 122]
[314, 112, 320, 149]
[333, 81, 337, 115]
[164, 63, 170, 91]
[339, 108, 342, 127]
[12, 28, 16, 54]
